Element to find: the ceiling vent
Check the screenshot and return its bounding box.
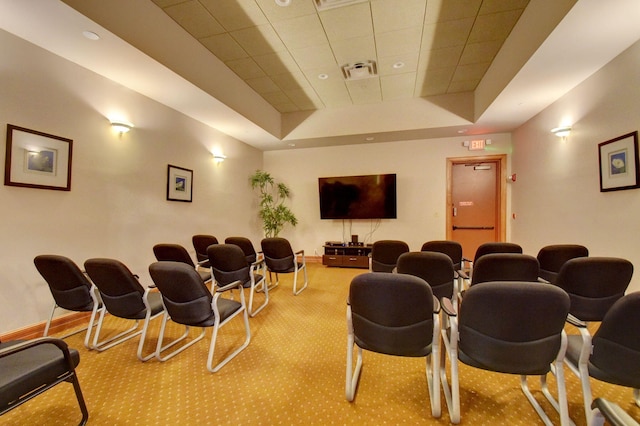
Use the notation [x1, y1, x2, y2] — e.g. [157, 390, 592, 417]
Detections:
[314, 0, 368, 11]
[342, 61, 377, 80]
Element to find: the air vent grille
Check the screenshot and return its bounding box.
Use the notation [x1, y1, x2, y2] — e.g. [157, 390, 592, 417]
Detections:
[314, 0, 368, 11]
[342, 61, 377, 80]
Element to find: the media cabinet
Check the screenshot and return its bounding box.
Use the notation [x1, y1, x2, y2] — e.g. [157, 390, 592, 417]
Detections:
[322, 245, 372, 269]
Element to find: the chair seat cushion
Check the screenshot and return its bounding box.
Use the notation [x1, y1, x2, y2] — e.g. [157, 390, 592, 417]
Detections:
[0, 340, 80, 409]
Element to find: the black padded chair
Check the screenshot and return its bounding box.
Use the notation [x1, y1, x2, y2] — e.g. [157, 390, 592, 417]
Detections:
[0, 337, 88, 425]
[192, 234, 218, 268]
[369, 239, 409, 272]
[261, 237, 308, 295]
[84, 258, 164, 361]
[152, 243, 211, 283]
[34, 255, 101, 348]
[469, 253, 540, 286]
[225, 236, 269, 287]
[564, 291, 639, 424]
[346, 273, 441, 418]
[421, 240, 468, 295]
[537, 244, 589, 283]
[148, 261, 251, 372]
[440, 281, 571, 425]
[208, 244, 268, 317]
[397, 251, 457, 304]
[472, 242, 523, 263]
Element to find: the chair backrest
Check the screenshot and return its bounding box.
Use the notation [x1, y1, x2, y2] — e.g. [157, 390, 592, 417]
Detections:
[148, 262, 214, 327]
[207, 244, 251, 286]
[470, 253, 539, 286]
[537, 244, 588, 283]
[421, 240, 463, 270]
[349, 272, 435, 357]
[554, 257, 633, 321]
[458, 281, 570, 375]
[152, 243, 195, 268]
[225, 237, 258, 264]
[473, 242, 522, 263]
[34, 255, 94, 311]
[192, 234, 219, 262]
[590, 292, 640, 388]
[370, 240, 410, 272]
[261, 237, 295, 272]
[84, 258, 147, 320]
[396, 251, 455, 300]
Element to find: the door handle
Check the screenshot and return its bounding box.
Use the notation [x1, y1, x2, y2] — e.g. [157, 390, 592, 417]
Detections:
[452, 226, 495, 230]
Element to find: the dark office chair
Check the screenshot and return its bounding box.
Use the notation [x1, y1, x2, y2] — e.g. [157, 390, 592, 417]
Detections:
[590, 398, 640, 426]
[346, 273, 441, 418]
[261, 237, 308, 295]
[207, 244, 268, 317]
[152, 243, 211, 283]
[440, 281, 571, 425]
[537, 244, 589, 283]
[369, 239, 409, 272]
[148, 261, 251, 372]
[225, 236, 268, 286]
[396, 251, 457, 304]
[470, 253, 540, 286]
[0, 337, 88, 425]
[84, 258, 164, 361]
[34, 255, 101, 348]
[563, 289, 638, 424]
[421, 240, 467, 294]
[192, 234, 218, 268]
[472, 242, 523, 263]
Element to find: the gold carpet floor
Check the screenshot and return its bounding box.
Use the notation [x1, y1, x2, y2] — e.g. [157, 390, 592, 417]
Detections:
[2, 263, 638, 425]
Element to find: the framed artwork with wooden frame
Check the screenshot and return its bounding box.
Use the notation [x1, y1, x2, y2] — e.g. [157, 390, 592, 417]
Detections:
[598, 131, 640, 192]
[4, 124, 73, 191]
[166, 164, 193, 202]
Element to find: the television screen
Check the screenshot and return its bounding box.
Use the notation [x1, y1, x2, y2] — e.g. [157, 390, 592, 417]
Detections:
[318, 174, 397, 219]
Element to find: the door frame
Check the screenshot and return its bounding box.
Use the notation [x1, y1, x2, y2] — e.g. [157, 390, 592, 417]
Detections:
[446, 154, 507, 242]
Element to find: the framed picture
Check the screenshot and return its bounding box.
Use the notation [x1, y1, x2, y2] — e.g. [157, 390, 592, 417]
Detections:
[4, 124, 73, 191]
[166, 164, 193, 202]
[598, 131, 640, 192]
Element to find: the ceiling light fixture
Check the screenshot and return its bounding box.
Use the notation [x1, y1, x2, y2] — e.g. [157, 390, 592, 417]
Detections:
[110, 120, 133, 133]
[551, 126, 572, 138]
[318, 73, 329, 80]
[392, 62, 405, 69]
[82, 31, 100, 41]
[275, 0, 291, 6]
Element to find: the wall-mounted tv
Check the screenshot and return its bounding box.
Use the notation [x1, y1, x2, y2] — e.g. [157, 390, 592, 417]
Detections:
[318, 174, 397, 219]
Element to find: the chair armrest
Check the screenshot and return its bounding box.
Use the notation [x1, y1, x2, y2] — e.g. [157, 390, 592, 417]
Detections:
[251, 258, 265, 267]
[432, 296, 441, 314]
[295, 249, 304, 255]
[0, 337, 76, 369]
[537, 277, 551, 284]
[591, 398, 640, 426]
[566, 313, 587, 328]
[216, 280, 243, 293]
[196, 259, 209, 267]
[455, 270, 469, 280]
[441, 297, 457, 316]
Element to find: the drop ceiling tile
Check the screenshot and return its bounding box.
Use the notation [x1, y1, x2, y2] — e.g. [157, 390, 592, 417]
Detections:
[271, 71, 312, 91]
[262, 90, 293, 104]
[285, 87, 325, 110]
[230, 24, 287, 56]
[290, 44, 337, 71]
[331, 35, 376, 65]
[416, 67, 455, 96]
[200, 33, 248, 61]
[418, 46, 464, 70]
[451, 62, 490, 82]
[376, 27, 422, 58]
[320, 2, 373, 42]
[431, 0, 482, 22]
[255, 0, 318, 22]
[152, 0, 185, 7]
[253, 50, 299, 76]
[225, 57, 266, 79]
[422, 19, 474, 50]
[458, 40, 501, 65]
[200, 0, 269, 31]
[448, 78, 480, 93]
[272, 14, 327, 50]
[346, 77, 382, 104]
[371, 0, 426, 33]
[381, 72, 417, 100]
[377, 52, 418, 76]
[304, 69, 352, 107]
[468, 9, 523, 43]
[245, 75, 281, 94]
[164, 0, 225, 38]
[479, 0, 529, 15]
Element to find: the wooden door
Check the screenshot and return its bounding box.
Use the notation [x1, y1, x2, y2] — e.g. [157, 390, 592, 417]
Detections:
[446, 155, 506, 260]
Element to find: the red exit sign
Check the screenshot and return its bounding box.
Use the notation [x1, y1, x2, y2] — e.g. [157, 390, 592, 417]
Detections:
[469, 139, 485, 150]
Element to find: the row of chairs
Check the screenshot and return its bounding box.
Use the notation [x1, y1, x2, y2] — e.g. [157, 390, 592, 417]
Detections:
[350, 242, 638, 425]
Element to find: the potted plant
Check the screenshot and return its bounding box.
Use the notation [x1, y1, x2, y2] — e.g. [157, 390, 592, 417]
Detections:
[249, 170, 298, 237]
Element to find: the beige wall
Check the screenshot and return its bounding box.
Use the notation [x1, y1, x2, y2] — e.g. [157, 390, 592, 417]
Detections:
[263, 134, 513, 257]
[0, 30, 264, 333]
[511, 38, 640, 291]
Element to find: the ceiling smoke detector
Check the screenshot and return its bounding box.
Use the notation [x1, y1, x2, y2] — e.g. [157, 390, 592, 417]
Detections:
[314, 0, 367, 10]
[342, 61, 377, 80]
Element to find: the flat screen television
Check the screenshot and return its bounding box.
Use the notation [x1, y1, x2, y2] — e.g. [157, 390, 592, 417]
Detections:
[318, 174, 397, 219]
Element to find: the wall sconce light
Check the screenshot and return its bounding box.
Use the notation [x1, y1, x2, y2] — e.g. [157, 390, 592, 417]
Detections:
[551, 126, 571, 138]
[213, 154, 226, 164]
[110, 120, 133, 133]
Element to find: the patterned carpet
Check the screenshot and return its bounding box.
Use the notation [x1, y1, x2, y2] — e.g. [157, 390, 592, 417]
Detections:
[2, 263, 638, 425]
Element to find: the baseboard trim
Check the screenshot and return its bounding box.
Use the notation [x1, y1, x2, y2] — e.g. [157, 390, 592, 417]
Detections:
[0, 311, 92, 342]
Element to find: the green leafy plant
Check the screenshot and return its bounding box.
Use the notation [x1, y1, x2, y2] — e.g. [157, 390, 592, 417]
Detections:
[249, 170, 298, 238]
